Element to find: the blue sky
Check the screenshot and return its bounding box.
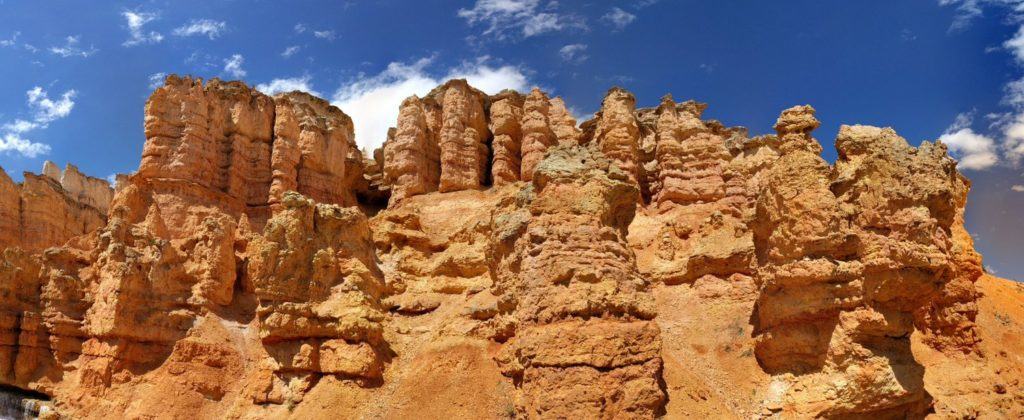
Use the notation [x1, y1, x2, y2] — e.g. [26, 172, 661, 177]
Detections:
[1, 0, 1023, 279]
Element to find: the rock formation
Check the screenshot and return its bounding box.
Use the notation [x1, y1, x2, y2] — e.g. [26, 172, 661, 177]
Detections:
[134, 75, 363, 237]
[245, 192, 388, 404]
[0, 76, 1020, 420]
[0, 162, 113, 251]
[488, 146, 663, 418]
[381, 83, 578, 203]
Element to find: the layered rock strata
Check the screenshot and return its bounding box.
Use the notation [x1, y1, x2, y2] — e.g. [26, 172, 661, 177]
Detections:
[751, 108, 978, 417]
[488, 146, 664, 418]
[134, 75, 363, 237]
[381, 82, 578, 204]
[245, 192, 388, 404]
[0, 162, 113, 251]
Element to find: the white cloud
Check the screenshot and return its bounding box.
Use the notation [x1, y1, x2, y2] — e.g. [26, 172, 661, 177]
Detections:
[457, 0, 585, 40]
[1012, 184, 1024, 191]
[223, 54, 246, 78]
[294, 23, 307, 34]
[148, 72, 167, 89]
[940, 128, 1000, 169]
[331, 56, 531, 152]
[27, 87, 76, 124]
[0, 31, 19, 47]
[255, 76, 321, 97]
[0, 86, 75, 158]
[2, 120, 39, 134]
[0, 133, 50, 158]
[49, 35, 97, 58]
[559, 43, 588, 64]
[939, 112, 1000, 170]
[602, 7, 636, 31]
[1000, 112, 1024, 163]
[173, 19, 227, 39]
[313, 30, 336, 40]
[122, 10, 163, 46]
[940, 0, 1024, 30]
[1005, 24, 1024, 63]
[281, 45, 301, 58]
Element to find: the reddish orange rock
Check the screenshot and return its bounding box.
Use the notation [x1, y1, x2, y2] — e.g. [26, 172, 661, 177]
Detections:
[0, 77, 1018, 420]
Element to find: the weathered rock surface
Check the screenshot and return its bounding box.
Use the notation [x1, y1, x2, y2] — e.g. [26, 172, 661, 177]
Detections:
[0, 162, 113, 251]
[381, 80, 578, 204]
[134, 75, 363, 237]
[0, 76, 1020, 420]
[487, 146, 664, 418]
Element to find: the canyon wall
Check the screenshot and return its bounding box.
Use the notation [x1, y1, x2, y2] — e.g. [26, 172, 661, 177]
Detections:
[0, 76, 1019, 419]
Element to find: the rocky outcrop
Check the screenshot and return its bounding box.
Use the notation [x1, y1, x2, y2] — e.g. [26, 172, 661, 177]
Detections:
[437, 80, 490, 193]
[0, 163, 113, 251]
[0, 76, 1015, 419]
[134, 75, 362, 236]
[749, 108, 982, 418]
[380, 81, 578, 203]
[382, 95, 442, 205]
[488, 146, 664, 418]
[270, 92, 363, 209]
[591, 88, 642, 188]
[245, 192, 388, 404]
[488, 91, 524, 186]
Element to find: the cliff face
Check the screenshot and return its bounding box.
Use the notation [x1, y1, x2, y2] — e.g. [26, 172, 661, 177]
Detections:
[0, 76, 1021, 419]
[0, 162, 113, 251]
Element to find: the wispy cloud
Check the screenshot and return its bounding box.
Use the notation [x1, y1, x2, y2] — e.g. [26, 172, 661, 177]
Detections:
[256, 75, 321, 97]
[938, 0, 1024, 171]
[148, 72, 167, 89]
[457, 0, 586, 40]
[0, 31, 19, 47]
[294, 23, 307, 34]
[173, 19, 227, 39]
[602, 7, 636, 31]
[939, 0, 1024, 31]
[281, 45, 301, 58]
[559, 43, 588, 64]
[313, 30, 336, 40]
[49, 35, 97, 58]
[223, 54, 246, 78]
[0, 86, 77, 158]
[122, 10, 163, 46]
[331, 56, 531, 151]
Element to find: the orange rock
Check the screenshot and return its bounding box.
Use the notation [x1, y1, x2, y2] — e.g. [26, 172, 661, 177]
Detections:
[437, 80, 489, 192]
[2, 166, 111, 252]
[488, 90, 524, 185]
[0, 76, 1017, 420]
[488, 145, 665, 418]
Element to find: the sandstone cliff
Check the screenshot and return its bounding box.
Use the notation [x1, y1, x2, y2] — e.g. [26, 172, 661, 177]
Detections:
[0, 76, 1020, 420]
[0, 162, 113, 252]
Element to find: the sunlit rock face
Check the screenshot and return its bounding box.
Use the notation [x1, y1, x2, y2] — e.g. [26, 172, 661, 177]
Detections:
[381, 82, 578, 205]
[0, 162, 113, 252]
[0, 76, 1017, 420]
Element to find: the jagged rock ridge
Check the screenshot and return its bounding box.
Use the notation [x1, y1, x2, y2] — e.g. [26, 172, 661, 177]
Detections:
[0, 75, 1019, 419]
